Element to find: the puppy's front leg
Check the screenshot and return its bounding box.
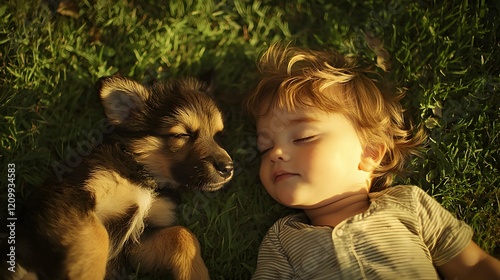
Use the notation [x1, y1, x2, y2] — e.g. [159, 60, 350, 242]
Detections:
[64, 213, 109, 280]
[128, 226, 209, 280]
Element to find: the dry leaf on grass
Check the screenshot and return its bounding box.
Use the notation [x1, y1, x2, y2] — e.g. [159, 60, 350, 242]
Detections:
[57, 0, 80, 19]
[365, 31, 392, 72]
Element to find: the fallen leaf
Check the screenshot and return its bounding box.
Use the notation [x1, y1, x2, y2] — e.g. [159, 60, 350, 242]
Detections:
[365, 31, 392, 72]
[57, 0, 80, 19]
[432, 102, 443, 118]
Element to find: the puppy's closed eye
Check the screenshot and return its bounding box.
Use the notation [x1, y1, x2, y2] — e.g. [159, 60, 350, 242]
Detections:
[168, 133, 191, 139]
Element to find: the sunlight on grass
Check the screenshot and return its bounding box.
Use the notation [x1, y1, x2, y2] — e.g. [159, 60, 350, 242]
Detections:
[1, 0, 498, 278]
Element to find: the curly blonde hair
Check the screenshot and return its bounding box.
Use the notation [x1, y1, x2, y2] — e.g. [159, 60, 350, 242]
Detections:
[246, 43, 425, 191]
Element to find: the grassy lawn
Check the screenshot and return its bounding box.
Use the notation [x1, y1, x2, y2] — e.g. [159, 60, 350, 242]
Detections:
[1, 0, 498, 279]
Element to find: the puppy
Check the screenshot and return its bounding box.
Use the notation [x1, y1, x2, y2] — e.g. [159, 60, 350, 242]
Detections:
[12, 75, 233, 280]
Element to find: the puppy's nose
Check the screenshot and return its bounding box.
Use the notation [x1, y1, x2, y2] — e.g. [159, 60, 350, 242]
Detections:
[215, 161, 234, 179]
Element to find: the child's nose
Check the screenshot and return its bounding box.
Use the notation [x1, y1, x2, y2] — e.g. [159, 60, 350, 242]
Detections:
[270, 146, 290, 162]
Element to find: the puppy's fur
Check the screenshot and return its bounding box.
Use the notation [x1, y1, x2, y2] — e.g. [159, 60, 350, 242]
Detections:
[12, 75, 233, 280]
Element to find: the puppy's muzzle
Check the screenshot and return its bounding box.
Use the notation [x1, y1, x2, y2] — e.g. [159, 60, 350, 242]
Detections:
[214, 160, 234, 179]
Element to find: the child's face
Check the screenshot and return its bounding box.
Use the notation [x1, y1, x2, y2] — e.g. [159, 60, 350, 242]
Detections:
[256, 106, 373, 209]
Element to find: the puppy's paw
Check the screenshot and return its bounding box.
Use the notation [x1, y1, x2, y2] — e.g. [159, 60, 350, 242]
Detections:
[128, 226, 210, 280]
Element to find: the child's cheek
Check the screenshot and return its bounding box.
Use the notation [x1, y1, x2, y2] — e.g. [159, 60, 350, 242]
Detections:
[259, 162, 272, 190]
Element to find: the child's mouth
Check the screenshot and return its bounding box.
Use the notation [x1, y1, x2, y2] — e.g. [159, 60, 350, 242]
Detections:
[274, 172, 298, 183]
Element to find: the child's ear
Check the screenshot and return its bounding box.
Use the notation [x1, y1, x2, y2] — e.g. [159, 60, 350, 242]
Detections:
[359, 144, 386, 172]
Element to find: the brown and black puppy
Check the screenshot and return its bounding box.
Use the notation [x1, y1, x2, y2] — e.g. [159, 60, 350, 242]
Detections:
[14, 75, 233, 280]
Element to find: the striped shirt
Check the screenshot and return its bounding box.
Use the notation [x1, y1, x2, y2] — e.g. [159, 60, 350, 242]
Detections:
[252, 185, 473, 280]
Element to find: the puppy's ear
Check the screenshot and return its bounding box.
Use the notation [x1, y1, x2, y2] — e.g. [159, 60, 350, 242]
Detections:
[197, 69, 216, 95]
[97, 76, 150, 125]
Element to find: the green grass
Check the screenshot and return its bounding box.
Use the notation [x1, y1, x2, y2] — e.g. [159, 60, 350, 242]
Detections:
[1, 0, 498, 279]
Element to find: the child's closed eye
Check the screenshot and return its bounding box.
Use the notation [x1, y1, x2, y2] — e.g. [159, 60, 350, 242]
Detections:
[293, 135, 317, 143]
[259, 147, 273, 156]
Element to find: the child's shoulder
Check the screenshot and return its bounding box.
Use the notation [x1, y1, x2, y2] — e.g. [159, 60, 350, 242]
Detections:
[263, 212, 332, 244]
[370, 185, 431, 212]
[373, 185, 428, 199]
[274, 212, 309, 227]
[266, 212, 311, 234]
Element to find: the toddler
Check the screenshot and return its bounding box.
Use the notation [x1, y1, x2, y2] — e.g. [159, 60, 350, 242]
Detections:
[245, 43, 500, 279]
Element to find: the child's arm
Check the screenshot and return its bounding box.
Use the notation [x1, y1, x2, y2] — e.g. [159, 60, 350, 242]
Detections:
[410, 185, 500, 279]
[437, 240, 500, 279]
[252, 226, 294, 279]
